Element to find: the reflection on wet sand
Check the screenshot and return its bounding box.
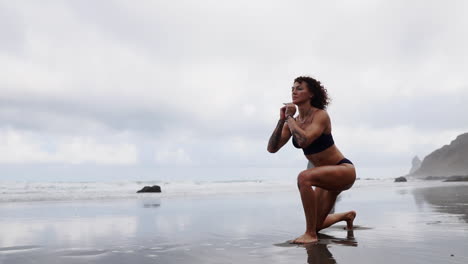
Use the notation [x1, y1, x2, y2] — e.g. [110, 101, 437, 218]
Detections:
[413, 185, 468, 223]
[274, 230, 357, 263]
[304, 230, 357, 264]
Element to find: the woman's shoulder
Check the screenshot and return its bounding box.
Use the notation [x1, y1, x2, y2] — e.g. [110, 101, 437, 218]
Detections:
[314, 109, 330, 120]
[310, 109, 331, 130]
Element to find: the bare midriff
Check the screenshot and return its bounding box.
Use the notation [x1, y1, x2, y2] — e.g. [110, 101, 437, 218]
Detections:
[305, 145, 347, 167]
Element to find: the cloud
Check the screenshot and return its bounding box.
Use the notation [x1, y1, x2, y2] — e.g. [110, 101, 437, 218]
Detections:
[0, 128, 138, 164]
[331, 88, 468, 131]
[1, 0, 468, 179]
[155, 147, 194, 166]
[334, 124, 468, 164]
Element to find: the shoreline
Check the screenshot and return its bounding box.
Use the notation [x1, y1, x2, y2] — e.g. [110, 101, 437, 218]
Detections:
[0, 181, 467, 263]
[2, 178, 467, 204]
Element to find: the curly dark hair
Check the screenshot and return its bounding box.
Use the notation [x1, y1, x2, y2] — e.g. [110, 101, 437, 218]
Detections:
[294, 76, 331, 109]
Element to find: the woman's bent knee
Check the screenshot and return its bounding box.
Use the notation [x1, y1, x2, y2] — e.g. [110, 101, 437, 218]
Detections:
[297, 170, 315, 189]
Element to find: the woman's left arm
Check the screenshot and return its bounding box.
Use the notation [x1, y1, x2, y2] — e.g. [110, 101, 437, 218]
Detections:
[285, 111, 328, 148]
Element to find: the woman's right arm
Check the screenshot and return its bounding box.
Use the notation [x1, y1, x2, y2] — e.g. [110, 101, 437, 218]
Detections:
[267, 104, 294, 153]
[267, 119, 291, 153]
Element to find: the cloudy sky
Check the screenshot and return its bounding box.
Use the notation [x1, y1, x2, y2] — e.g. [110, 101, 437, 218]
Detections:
[1, 0, 467, 181]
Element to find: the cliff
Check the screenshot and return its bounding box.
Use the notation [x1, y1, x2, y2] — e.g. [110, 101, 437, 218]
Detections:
[409, 156, 422, 174]
[410, 132, 468, 178]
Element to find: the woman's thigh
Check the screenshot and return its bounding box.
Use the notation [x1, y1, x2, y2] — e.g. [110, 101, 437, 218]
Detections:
[298, 164, 356, 191]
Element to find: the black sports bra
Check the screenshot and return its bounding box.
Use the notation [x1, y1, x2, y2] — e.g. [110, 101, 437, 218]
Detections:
[292, 133, 335, 155]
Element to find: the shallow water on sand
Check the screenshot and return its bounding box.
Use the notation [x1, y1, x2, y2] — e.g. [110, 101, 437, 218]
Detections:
[0, 181, 467, 263]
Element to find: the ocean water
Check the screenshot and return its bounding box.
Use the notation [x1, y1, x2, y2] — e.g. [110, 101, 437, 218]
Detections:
[0, 179, 467, 264]
[0, 178, 399, 203]
[0, 179, 287, 203]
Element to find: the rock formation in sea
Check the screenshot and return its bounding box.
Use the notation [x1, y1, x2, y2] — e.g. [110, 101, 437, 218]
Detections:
[410, 132, 468, 178]
[409, 156, 422, 174]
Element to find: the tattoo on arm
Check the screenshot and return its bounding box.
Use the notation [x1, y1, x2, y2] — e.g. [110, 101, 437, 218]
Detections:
[287, 119, 307, 147]
[291, 129, 307, 147]
[268, 119, 285, 152]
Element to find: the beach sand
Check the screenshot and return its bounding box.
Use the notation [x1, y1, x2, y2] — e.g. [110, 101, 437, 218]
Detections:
[0, 181, 467, 264]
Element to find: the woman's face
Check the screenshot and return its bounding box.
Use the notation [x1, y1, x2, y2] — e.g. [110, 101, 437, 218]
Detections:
[291, 82, 313, 105]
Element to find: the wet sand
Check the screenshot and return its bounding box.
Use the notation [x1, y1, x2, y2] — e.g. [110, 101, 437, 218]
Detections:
[0, 181, 467, 264]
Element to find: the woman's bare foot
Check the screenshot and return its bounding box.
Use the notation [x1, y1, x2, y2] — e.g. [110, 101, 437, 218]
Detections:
[291, 232, 318, 244]
[344, 210, 356, 230]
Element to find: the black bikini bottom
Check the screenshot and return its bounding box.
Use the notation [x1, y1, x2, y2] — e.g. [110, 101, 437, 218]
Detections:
[337, 158, 353, 165]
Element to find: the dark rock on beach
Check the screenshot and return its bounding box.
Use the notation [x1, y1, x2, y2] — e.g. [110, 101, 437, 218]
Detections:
[443, 175, 468, 182]
[394, 176, 407, 182]
[137, 185, 161, 193]
[423, 176, 447, 181]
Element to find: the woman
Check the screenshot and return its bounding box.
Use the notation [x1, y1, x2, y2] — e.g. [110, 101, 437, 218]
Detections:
[267, 76, 356, 244]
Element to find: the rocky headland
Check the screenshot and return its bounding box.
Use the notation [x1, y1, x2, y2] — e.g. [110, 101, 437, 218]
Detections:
[407, 132, 468, 180]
